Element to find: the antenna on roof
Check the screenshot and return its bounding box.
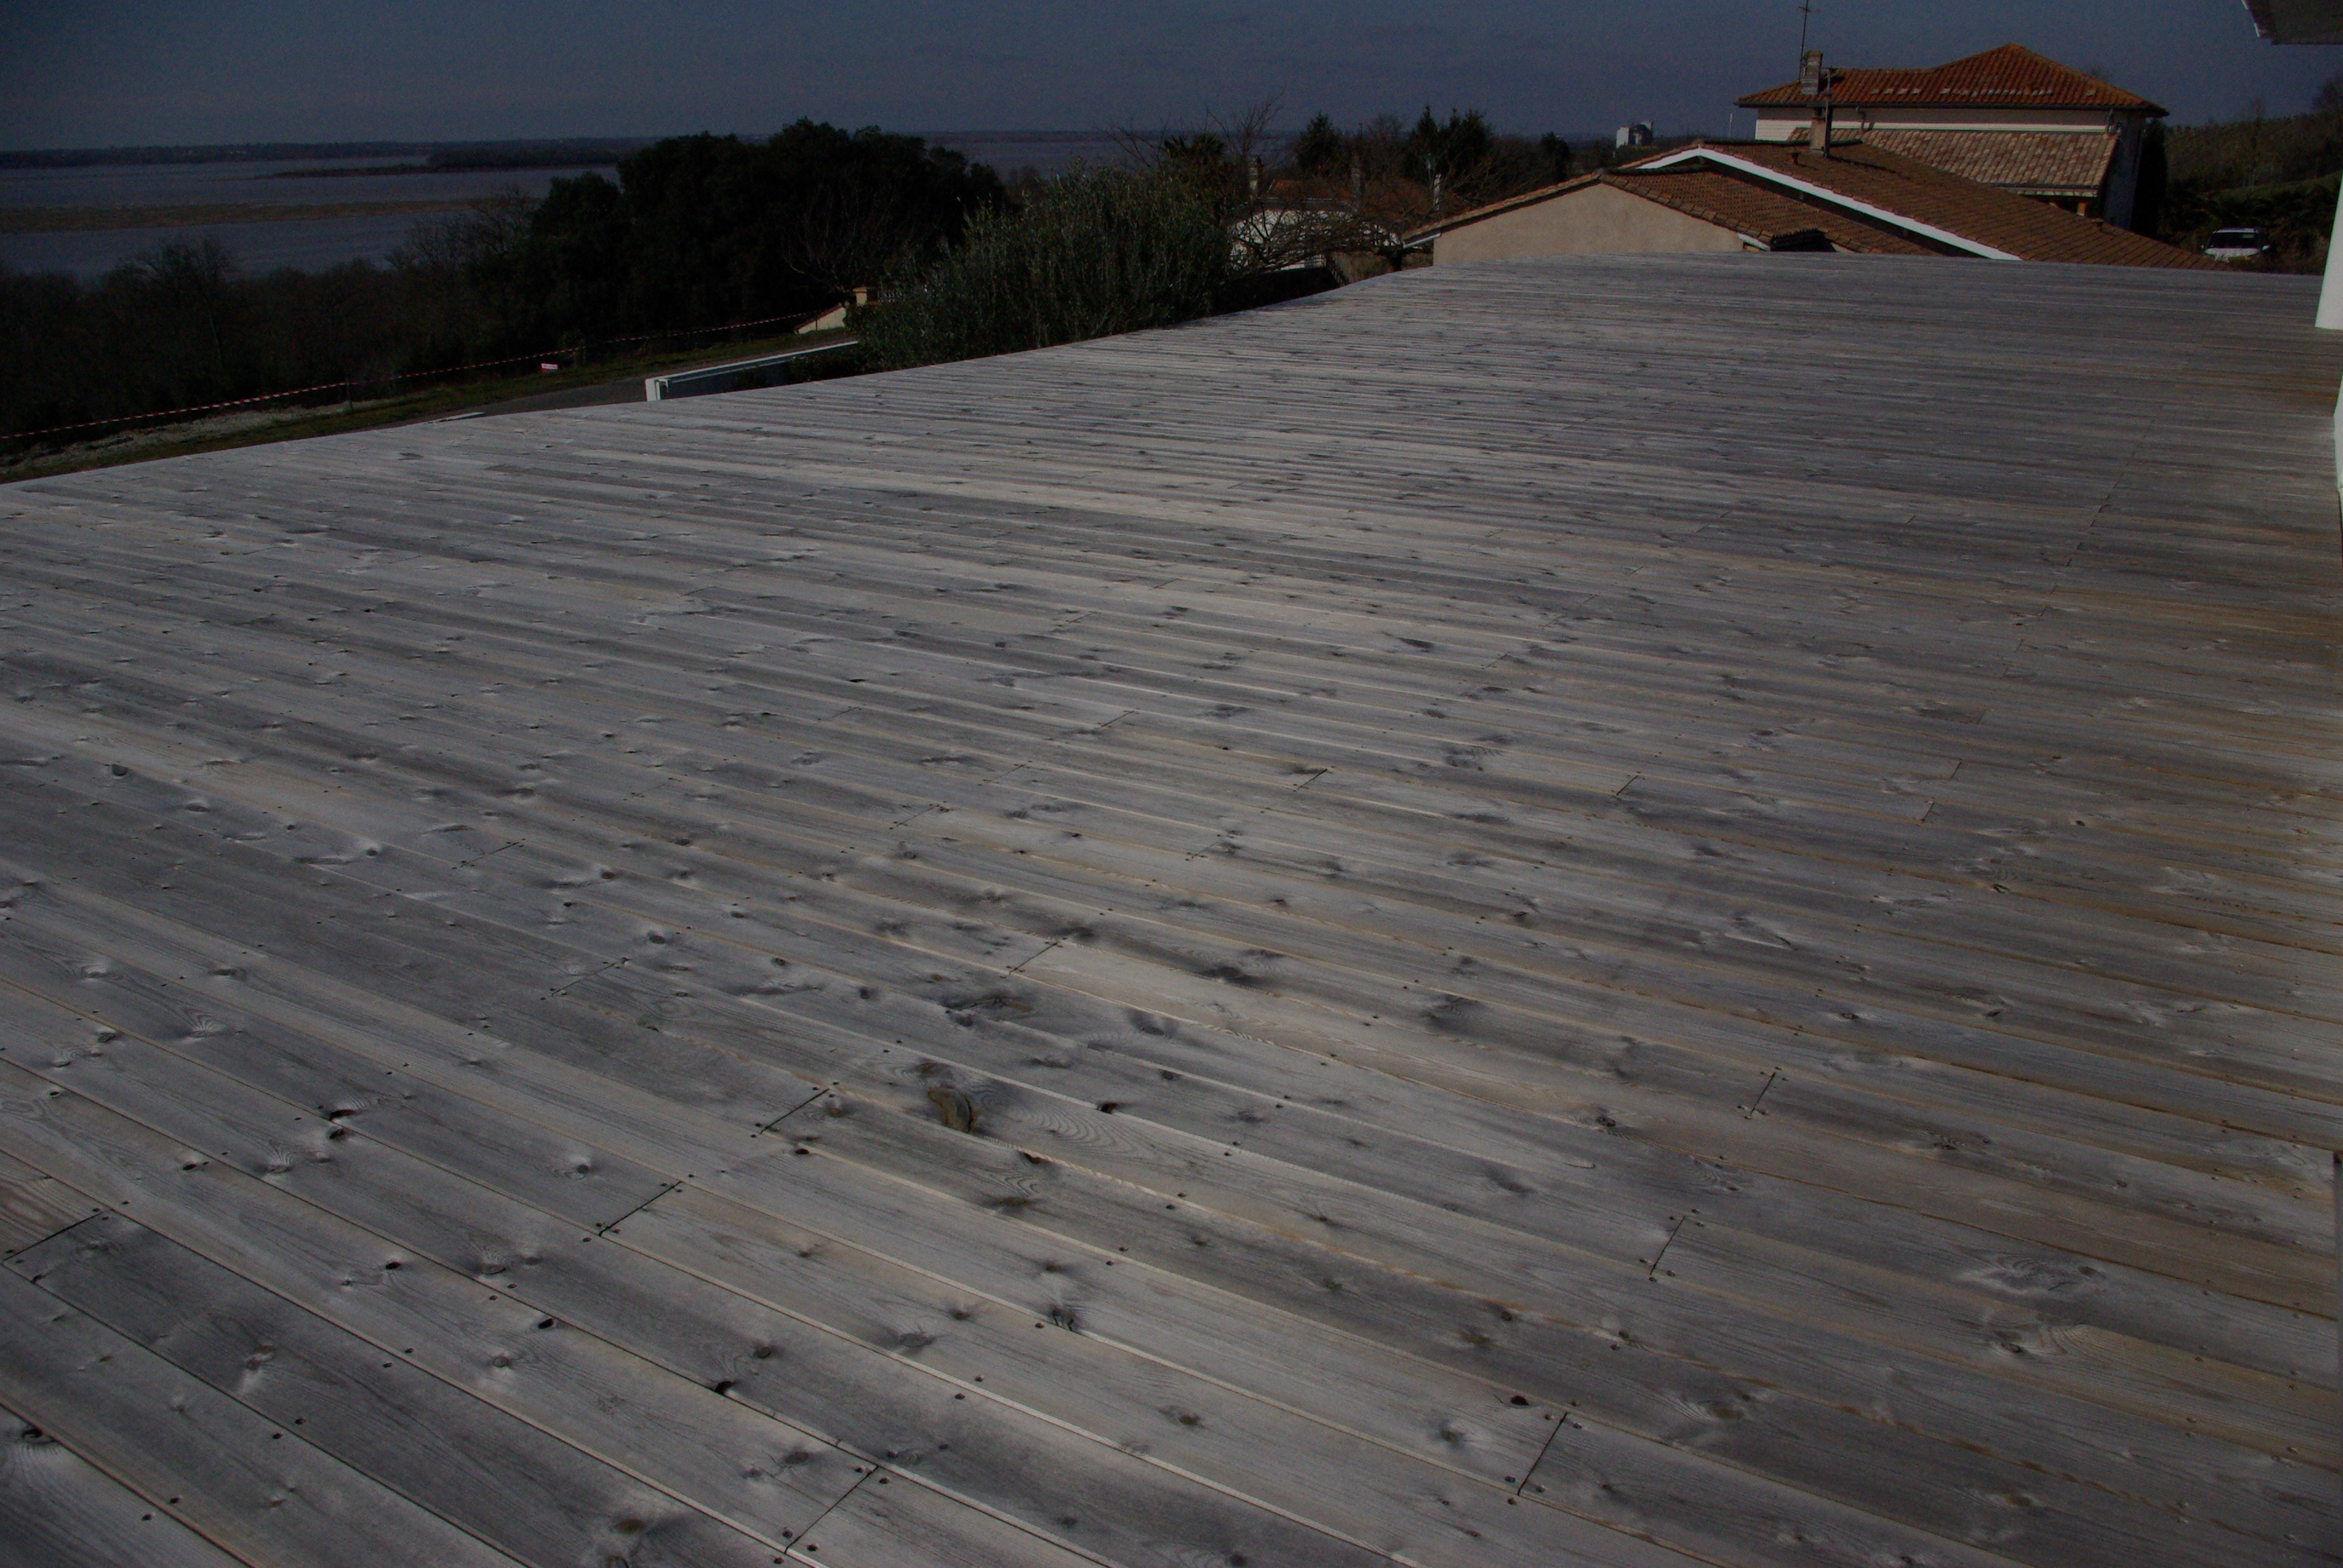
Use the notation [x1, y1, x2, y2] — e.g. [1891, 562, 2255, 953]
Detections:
[1797, 0, 1815, 58]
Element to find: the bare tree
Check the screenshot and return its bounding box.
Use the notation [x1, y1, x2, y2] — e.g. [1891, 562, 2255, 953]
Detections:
[392, 189, 535, 276]
[1111, 97, 1420, 276]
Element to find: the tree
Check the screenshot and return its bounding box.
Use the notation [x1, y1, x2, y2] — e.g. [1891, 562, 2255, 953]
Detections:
[1404, 108, 1496, 185]
[854, 169, 1229, 371]
[1159, 132, 1228, 168]
[1291, 114, 1345, 177]
[498, 125, 1004, 345]
[134, 239, 239, 385]
[1536, 133, 1576, 186]
[768, 125, 1000, 296]
[503, 170, 631, 344]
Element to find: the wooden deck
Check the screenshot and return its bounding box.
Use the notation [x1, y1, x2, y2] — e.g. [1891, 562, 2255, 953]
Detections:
[0, 253, 2337, 1567]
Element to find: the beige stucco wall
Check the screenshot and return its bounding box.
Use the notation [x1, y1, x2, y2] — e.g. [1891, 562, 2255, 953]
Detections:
[1434, 183, 1748, 264]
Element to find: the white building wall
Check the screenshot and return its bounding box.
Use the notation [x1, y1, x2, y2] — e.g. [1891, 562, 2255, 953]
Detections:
[1752, 106, 2132, 140]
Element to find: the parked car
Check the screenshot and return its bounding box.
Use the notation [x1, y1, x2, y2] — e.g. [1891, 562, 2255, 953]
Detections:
[2202, 227, 2274, 263]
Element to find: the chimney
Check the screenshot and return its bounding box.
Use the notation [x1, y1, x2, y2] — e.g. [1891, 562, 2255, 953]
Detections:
[1801, 50, 1832, 158]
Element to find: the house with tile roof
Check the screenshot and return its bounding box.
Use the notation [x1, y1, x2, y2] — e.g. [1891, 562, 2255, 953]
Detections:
[1737, 44, 2166, 227]
[1412, 140, 2213, 269]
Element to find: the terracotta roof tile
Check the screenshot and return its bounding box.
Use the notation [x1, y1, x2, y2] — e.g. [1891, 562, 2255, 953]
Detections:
[1661, 142, 2210, 266]
[1418, 140, 2215, 270]
[1738, 44, 2164, 116]
[1603, 169, 1937, 255]
[1853, 129, 2118, 197]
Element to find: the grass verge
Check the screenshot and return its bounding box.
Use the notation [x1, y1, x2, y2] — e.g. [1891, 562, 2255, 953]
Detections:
[1, 329, 856, 484]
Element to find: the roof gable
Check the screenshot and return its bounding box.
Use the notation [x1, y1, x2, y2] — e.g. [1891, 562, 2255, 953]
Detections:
[1738, 44, 2165, 116]
[1601, 168, 1938, 256]
[1631, 146, 2016, 259]
[1626, 142, 2210, 267]
[1415, 140, 2215, 270]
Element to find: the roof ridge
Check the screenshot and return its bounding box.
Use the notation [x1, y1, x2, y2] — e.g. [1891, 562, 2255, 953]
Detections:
[1403, 168, 1606, 240]
[1735, 43, 2164, 116]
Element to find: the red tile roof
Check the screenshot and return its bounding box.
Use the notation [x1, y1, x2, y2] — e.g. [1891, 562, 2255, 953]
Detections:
[1846, 129, 2119, 198]
[1417, 140, 2215, 269]
[1738, 44, 2166, 117]
[1668, 142, 2207, 265]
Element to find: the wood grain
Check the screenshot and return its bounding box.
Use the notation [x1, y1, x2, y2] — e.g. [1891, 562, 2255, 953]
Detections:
[0, 252, 2337, 1566]
[0, 1402, 246, 1568]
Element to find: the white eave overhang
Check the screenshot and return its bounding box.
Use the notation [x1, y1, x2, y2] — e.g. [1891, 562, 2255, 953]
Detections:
[2244, 0, 2343, 42]
[1634, 147, 2020, 260]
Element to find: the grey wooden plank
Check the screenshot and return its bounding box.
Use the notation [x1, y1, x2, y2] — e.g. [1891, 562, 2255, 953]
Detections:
[9, 689, 2333, 1237]
[784, 1473, 1106, 1568]
[0, 1048, 868, 1553]
[0, 759, 2324, 1518]
[594, 1186, 1699, 1568]
[9, 543, 2333, 1003]
[0, 1401, 247, 1568]
[0, 1060, 1420, 1568]
[617, 1179, 2040, 1568]
[0, 1146, 102, 1259]
[0, 1266, 526, 1568]
[9, 867, 2296, 1566]
[0, 874, 1568, 1485]
[0, 913, 676, 1235]
[9, 679, 2324, 1293]
[2, 255, 2339, 1568]
[746, 1086, 2335, 1560]
[13, 762, 2318, 1423]
[22, 862, 2324, 1556]
[13, 454, 2324, 802]
[11, 1215, 824, 1568]
[0, 933, 1613, 1563]
[13, 604, 2324, 1157]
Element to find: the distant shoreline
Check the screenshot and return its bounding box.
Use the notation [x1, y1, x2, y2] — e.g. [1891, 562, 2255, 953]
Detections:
[0, 132, 1152, 172]
[0, 139, 641, 171]
[0, 200, 470, 234]
[266, 161, 619, 179]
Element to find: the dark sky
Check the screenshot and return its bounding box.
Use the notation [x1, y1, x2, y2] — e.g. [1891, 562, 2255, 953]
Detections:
[3, 1, 2335, 149]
